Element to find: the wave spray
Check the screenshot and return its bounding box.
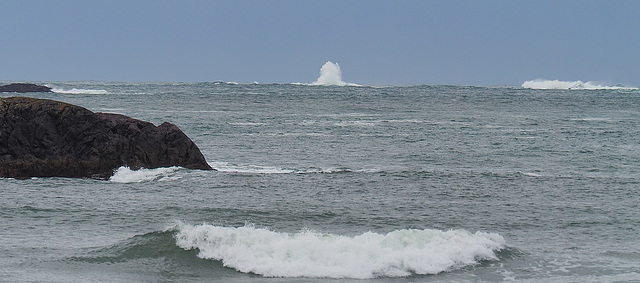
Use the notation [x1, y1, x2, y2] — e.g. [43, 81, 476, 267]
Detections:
[175, 223, 505, 279]
[313, 61, 349, 86]
[522, 79, 637, 90]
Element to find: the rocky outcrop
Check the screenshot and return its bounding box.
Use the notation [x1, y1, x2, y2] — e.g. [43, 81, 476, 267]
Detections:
[0, 97, 213, 179]
[0, 83, 52, 93]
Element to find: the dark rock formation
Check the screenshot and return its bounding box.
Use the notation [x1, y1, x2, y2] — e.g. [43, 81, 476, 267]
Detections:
[0, 83, 52, 93]
[0, 97, 213, 179]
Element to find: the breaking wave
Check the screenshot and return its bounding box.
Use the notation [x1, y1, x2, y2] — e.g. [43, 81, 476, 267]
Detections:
[109, 166, 181, 183]
[50, 88, 109, 94]
[174, 223, 506, 279]
[213, 81, 239, 85]
[209, 162, 296, 174]
[311, 61, 360, 86]
[208, 162, 380, 174]
[106, 163, 376, 182]
[522, 79, 637, 90]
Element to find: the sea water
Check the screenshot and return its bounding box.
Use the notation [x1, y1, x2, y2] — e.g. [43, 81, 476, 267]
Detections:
[1, 81, 639, 282]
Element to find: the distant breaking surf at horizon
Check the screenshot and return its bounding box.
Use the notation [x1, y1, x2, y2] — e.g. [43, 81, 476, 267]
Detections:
[5, 75, 638, 89]
[311, 61, 360, 86]
[521, 79, 638, 90]
[2, 81, 640, 282]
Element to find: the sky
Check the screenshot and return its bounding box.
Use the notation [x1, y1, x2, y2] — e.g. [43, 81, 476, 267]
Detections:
[1, 0, 639, 86]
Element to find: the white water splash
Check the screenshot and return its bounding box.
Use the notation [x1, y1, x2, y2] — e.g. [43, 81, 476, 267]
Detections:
[50, 88, 109, 94]
[109, 166, 181, 183]
[522, 79, 637, 90]
[312, 61, 358, 86]
[175, 223, 505, 279]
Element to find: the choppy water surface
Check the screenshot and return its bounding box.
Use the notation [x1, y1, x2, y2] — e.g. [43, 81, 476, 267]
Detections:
[1, 82, 639, 282]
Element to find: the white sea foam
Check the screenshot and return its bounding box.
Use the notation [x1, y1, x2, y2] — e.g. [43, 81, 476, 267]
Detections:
[50, 88, 109, 94]
[522, 79, 637, 90]
[312, 61, 360, 86]
[209, 162, 296, 174]
[174, 223, 505, 279]
[208, 162, 379, 174]
[213, 81, 239, 85]
[228, 122, 268, 126]
[109, 166, 181, 183]
[517, 171, 543, 177]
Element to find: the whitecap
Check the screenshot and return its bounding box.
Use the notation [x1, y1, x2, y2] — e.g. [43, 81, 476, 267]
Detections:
[521, 79, 637, 90]
[207, 162, 379, 174]
[174, 223, 506, 279]
[517, 171, 543, 177]
[208, 162, 295, 174]
[109, 166, 181, 183]
[50, 88, 109, 94]
[228, 122, 268, 126]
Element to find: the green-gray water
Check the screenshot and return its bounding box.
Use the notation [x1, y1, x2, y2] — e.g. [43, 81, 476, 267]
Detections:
[2, 82, 639, 282]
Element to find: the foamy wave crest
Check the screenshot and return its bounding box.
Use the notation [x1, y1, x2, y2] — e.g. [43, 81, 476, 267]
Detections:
[109, 166, 181, 183]
[51, 88, 109, 94]
[208, 162, 376, 174]
[522, 79, 637, 90]
[213, 81, 239, 85]
[175, 223, 505, 278]
[209, 162, 296, 174]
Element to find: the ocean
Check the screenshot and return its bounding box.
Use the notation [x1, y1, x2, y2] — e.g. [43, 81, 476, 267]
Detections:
[1, 81, 639, 282]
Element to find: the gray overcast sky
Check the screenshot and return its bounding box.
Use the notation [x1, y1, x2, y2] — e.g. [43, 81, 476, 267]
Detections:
[1, 0, 639, 86]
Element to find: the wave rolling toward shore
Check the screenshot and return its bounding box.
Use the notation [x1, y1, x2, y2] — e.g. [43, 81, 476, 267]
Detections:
[176, 223, 505, 278]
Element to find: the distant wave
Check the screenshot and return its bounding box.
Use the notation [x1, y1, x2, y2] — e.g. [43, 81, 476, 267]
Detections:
[311, 61, 361, 86]
[109, 166, 181, 183]
[107, 163, 370, 181]
[50, 87, 109, 94]
[522, 79, 638, 90]
[107, 163, 552, 180]
[292, 82, 363, 87]
[209, 162, 296, 174]
[208, 162, 377, 174]
[213, 81, 239, 85]
[175, 223, 505, 278]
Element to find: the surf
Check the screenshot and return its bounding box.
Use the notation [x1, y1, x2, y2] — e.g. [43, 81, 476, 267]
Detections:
[174, 223, 506, 279]
[109, 166, 181, 183]
[50, 87, 109, 94]
[521, 79, 638, 90]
